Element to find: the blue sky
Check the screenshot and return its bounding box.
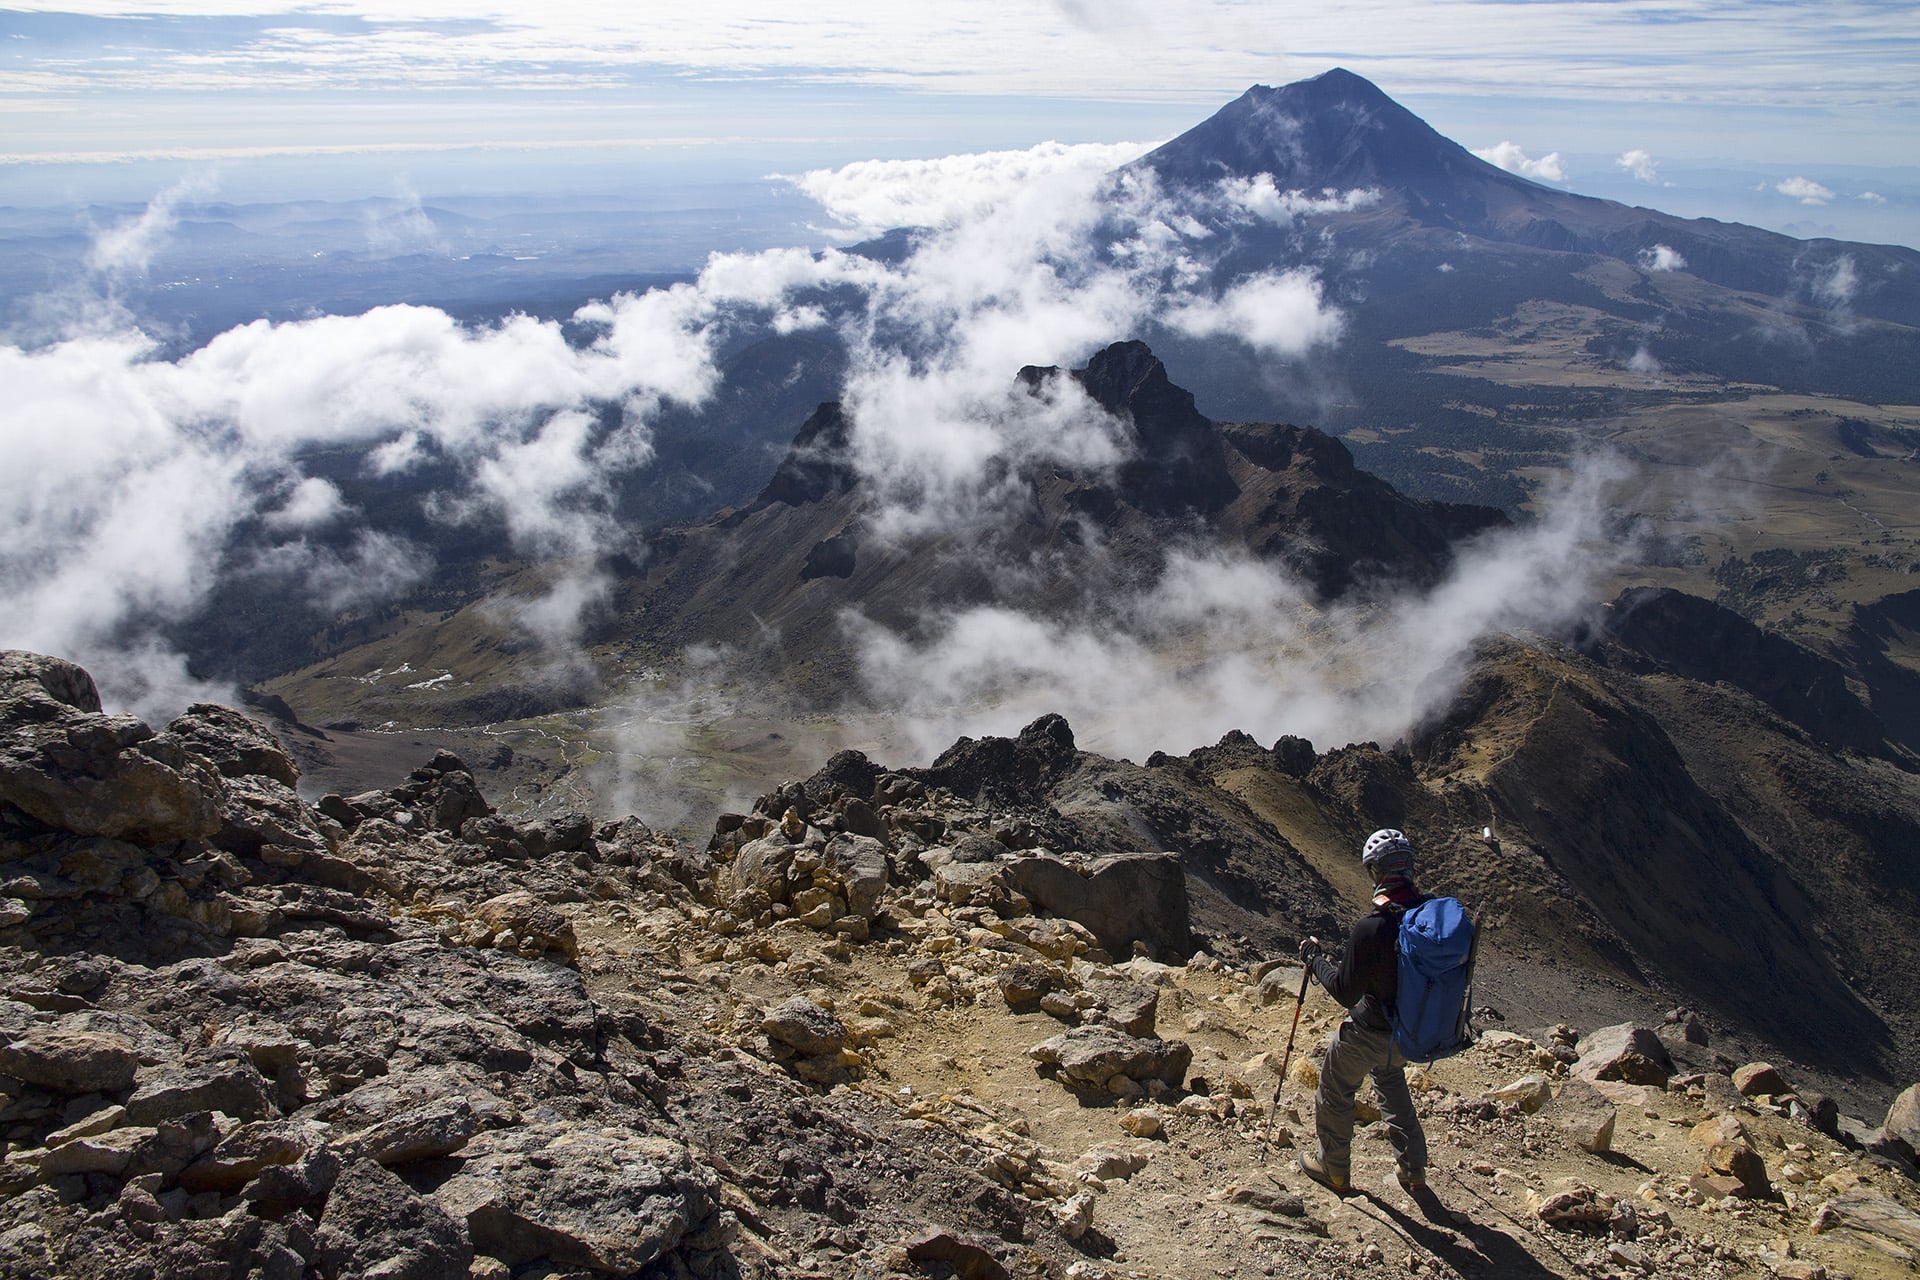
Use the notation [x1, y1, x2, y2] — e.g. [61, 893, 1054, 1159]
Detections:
[3, 1, 1917, 243]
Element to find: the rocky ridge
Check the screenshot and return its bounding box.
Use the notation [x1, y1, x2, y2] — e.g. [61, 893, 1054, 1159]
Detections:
[3, 649, 1920, 1279]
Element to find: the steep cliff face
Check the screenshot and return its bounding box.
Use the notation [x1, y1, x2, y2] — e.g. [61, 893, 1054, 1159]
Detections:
[1600, 587, 1889, 756]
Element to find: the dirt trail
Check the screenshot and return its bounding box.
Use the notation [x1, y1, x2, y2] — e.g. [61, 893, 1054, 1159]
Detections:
[572, 893, 1920, 1280]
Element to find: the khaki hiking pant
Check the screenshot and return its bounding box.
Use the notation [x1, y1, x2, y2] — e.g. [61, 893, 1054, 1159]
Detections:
[1313, 1016, 1427, 1184]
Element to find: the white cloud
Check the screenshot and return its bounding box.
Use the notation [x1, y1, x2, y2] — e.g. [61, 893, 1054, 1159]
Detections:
[243, 530, 427, 612]
[3, 143, 1364, 720]
[0, 189, 768, 716]
[1472, 142, 1567, 183]
[1166, 269, 1346, 357]
[776, 153, 1355, 541]
[1814, 255, 1858, 308]
[849, 458, 1633, 763]
[362, 185, 449, 258]
[1615, 149, 1659, 184]
[85, 173, 216, 277]
[784, 140, 1154, 239]
[1859, 191, 1887, 204]
[1776, 176, 1835, 205]
[1637, 244, 1687, 272]
[262, 476, 348, 531]
[1215, 175, 1381, 225]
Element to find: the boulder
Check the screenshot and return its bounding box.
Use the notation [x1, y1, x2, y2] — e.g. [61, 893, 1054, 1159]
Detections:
[1574, 1024, 1673, 1087]
[35, 1126, 155, 1177]
[178, 1120, 328, 1194]
[1544, 1077, 1618, 1153]
[1087, 981, 1159, 1038]
[213, 772, 330, 857]
[1732, 1062, 1791, 1099]
[1486, 1075, 1553, 1115]
[904, 1229, 1011, 1280]
[932, 860, 1010, 906]
[1689, 1115, 1770, 1196]
[997, 963, 1057, 1009]
[0, 650, 102, 714]
[822, 832, 888, 919]
[1794, 1092, 1842, 1138]
[124, 1112, 222, 1179]
[316, 1156, 473, 1280]
[1883, 1083, 1920, 1160]
[0, 1029, 138, 1093]
[730, 836, 796, 907]
[0, 694, 224, 843]
[472, 891, 577, 960]
[125, 1059, 275, 1125]
[1700, 1142, 1771, 1197]
[425, 766, 491, 834]
[243, 1139, 343, 1211]
[1256, 966, 1307, 1007]
[762, 997, 847, 1057]
[433, 1126, 721, 1274]
[1006, 853, 1193, 959]
[1028, 1024, 1191, 1088]
[154, 703, 299, 788]
[1814, 1189, 1920, 1255]
[340, 1096, 478, 1167]
[1071, 1144, 1150, 1180]
[521, 812, 593, 858]
[1051, 1190, 1096, 1241]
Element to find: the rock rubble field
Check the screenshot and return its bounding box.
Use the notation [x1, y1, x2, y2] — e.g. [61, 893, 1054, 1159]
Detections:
[1, 649, 1918, 1280]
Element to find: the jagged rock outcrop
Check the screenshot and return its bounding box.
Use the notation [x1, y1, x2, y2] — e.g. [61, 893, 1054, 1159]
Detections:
[608, 345, 1506, 699]
[0, 652, 225, 845]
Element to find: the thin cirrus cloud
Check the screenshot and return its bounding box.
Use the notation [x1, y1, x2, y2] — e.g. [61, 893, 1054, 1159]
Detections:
[1, 2, 1909, 105]
[4, 1, 1917, 174]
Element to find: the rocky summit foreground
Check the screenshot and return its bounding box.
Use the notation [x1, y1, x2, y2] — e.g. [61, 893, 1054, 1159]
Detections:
[2, 648, 1920, 1280]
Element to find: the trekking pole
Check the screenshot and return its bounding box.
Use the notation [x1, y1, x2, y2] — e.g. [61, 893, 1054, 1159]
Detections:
[1266, 962, 1312, 1142]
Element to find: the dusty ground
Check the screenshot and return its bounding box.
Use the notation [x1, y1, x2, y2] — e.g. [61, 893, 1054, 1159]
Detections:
[569, 891, 1920, 1280]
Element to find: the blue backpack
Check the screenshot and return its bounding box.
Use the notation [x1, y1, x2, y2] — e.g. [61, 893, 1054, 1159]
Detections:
[1390, 896, 1479, 1061]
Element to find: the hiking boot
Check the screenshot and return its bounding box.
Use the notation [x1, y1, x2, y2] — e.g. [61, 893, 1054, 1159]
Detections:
[1395, 1162, 1427, 1192]
[1297, 1152, 1351, 1195]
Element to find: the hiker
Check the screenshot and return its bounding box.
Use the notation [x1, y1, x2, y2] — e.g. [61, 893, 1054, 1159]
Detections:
[1295, 828, 1430, 1195]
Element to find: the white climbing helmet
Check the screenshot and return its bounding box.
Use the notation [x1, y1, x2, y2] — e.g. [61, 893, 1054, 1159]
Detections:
[1361, 828, 1413, 867]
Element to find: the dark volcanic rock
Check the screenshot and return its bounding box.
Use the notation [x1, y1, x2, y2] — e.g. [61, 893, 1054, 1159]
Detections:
[756, 401, 860, 507]
[918, 713, 1080, 808]
[0, 651, 225, 843]
[154, 702, 301, 787]
[317, 1156, 473, 1280]
[433, 1126, 722, 1273]
[1602, 587, 1886, 754]
[1063, 340, 1240, 516]
[0, 1028, 138, 1093]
